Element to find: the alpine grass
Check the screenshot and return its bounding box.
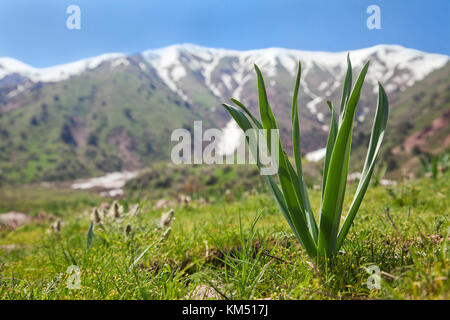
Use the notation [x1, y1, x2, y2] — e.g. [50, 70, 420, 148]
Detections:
[222, 56, 389, 259]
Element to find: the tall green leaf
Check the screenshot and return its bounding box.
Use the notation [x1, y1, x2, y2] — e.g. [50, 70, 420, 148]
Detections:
[339, 54, 353, 125]
[336, 83, 389, 252]
[321, 101, 338, 204]
[254, 65, 277, 129]
[225, 100, 310, 249]
[230, 98, 262, 129]
[291, 61, 318, 243]
[223, 57, 386, 260]
[86, 221, 94, 250]
[318, 61, 370, 257]
[223, 103, 316, 255]
[254, 66, 317, 255]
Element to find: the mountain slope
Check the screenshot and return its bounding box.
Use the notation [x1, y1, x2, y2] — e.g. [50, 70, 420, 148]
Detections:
[0, 56, 218, 182]
[379, 62, 450, 176]
[0, 44, 448, 183]
[140, 44, 448, 151]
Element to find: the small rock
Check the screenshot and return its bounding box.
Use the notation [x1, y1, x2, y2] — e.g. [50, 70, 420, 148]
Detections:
[154, 198, 170, 210]
[0, 212, 31, 230]
[0, 244, 18, 251]
[190, 284, 221, 300]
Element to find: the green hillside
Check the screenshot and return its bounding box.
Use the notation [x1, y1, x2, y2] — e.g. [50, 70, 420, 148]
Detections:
[0, 57, 448, 184]
[358, 62, 450, 177]
[0, 59, 218, 183]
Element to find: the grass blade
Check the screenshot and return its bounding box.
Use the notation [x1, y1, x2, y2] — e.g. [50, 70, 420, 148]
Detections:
[86, 221, 94, 250]
[129, 240, 159, 269]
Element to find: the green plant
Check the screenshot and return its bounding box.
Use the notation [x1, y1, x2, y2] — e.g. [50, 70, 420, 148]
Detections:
[371, 163, 387, 187]
[222, 56, 388, 259]
[205, 213, 271, 299]
[420, 153, 439, 179]
[386, 184, 419, 208]
[419, 150, 449, 179]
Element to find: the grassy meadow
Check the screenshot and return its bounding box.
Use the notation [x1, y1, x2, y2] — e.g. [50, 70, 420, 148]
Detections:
[0, 168, 448, 300]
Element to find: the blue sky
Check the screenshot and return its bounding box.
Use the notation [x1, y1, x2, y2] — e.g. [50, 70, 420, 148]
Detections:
[1, 0, 449, 67]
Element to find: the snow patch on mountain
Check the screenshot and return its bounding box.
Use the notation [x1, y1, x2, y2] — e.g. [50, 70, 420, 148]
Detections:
[6, 84, 26, 99]
[305, 148, 327, 162]
[111, 57, 130, 68]
[278, 55, 297, 77]
[2, 44, 448, 99]
[222, 74, 233, 90]
[0, 53, 124, 82]
[203, 52, 224, 97]
[141, 44, 448, 106]
[142, 46, 190, 101]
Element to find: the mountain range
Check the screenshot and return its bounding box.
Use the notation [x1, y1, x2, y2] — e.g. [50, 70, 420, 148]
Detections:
[0, 44, 448, 183]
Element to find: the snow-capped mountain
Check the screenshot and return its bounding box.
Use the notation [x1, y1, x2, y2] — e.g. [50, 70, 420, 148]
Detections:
[0, 53, 124, 83]
[0, 44, 448, 182]
[141, 44, 448, 121]
[142, 44, 448, 155]
[3, 43, 446, 133]
[2, 44, 448, 106]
